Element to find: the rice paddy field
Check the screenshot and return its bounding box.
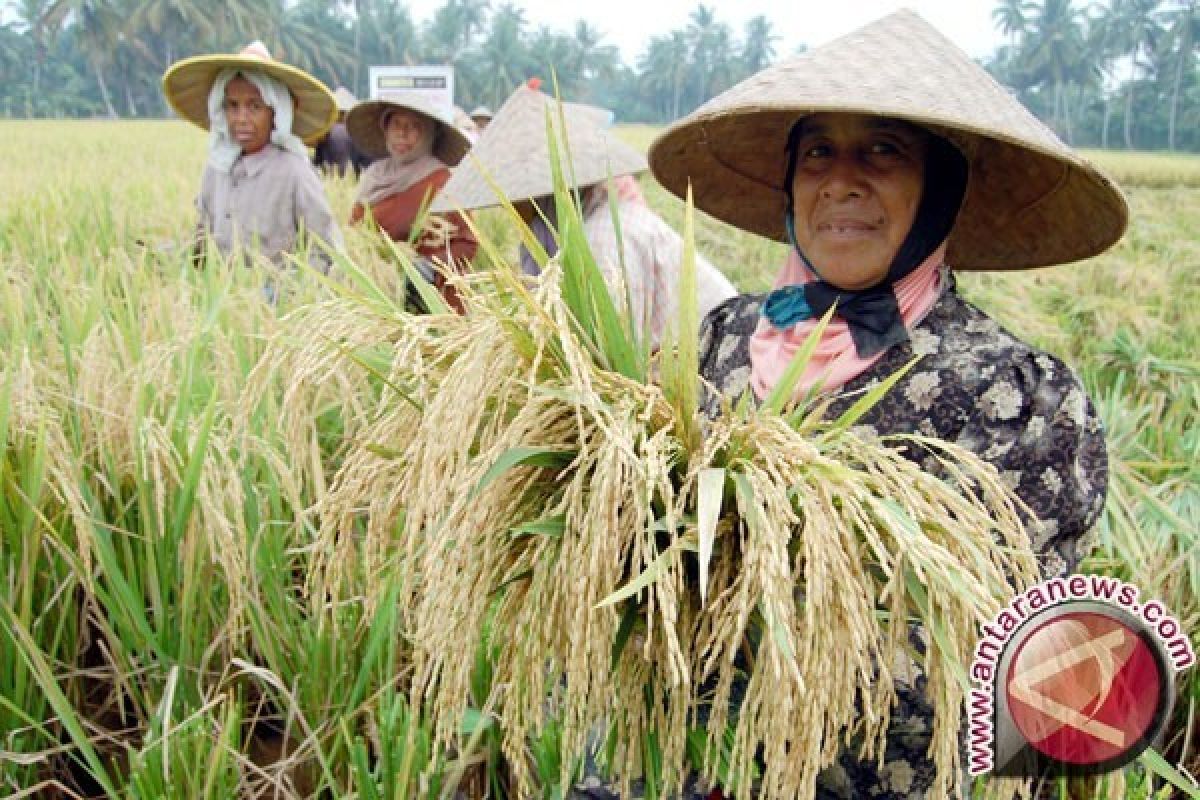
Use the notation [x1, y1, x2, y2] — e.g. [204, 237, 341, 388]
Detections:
[0, 119, 1196, 798]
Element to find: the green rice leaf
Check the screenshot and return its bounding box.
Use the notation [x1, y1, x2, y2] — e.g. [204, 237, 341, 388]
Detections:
[897, 561, 971, 694]
[611, 600, 641, 668]
[380, 228, 449, 315]
[762, 306, 836, 414]
[731, 471, 760, 532]
[1140, 748, 1200, 798]
[365, 443, 407, 460]
[461, 707, 495, 735]
[696, 468, 725, 608]
[659, 184, 701, 448]
[510, 514, 567, 539]
[0, 600, 119, 796]
[824, 356, 921, 437]
[323, 334, 424, 412]
[596, 542, 681, 608]
[473, 447, 578, 499]
[167, 382, 219, 536]
[760, 601, 796, 661]
[544, 105, 644, 381]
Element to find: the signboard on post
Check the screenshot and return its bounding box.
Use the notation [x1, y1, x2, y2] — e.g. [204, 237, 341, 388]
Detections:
[368, 66, 455, 118]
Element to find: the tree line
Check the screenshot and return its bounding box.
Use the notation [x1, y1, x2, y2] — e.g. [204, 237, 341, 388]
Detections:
[1, 0, 1197, 152]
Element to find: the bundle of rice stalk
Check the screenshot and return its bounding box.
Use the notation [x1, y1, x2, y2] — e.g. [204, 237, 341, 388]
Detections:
[305, 114, 1040, 800]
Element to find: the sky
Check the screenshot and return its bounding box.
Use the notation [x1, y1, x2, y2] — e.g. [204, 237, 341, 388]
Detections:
[403, 0, 1006, 65]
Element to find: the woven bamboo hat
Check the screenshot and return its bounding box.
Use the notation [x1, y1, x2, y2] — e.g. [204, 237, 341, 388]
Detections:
[648, 10, 1127, 270]
[431, 86, 647, 213]
[162, 41, 336, 142]
[346, 95, 471, 165]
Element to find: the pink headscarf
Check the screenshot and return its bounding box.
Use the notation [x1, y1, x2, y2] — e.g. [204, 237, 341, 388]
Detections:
[748, 244, 947, 399]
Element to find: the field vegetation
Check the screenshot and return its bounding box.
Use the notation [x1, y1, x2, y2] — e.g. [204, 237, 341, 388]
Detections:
[0, 120, 1196, 797]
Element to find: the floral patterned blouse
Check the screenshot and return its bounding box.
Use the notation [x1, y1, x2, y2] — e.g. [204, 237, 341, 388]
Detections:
[697, 280, 1107, 573]
[569, 279, 1108, 800]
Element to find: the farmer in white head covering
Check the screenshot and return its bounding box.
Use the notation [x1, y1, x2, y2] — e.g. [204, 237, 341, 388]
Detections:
[163, 41, 343, 272]
[468, 105, 494, 131]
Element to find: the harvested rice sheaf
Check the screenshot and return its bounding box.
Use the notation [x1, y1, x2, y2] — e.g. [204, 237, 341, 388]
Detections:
[302, 244, 1040, 799]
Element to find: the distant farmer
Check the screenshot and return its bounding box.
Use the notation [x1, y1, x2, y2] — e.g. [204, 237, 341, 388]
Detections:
[454, 105, 481, 144]
[468, 105, 493, 131]
[347, 96, 478, 312]
[432, 86, 735, 347]
[314, 87, 371, 177]
[163, 41, 343, 272]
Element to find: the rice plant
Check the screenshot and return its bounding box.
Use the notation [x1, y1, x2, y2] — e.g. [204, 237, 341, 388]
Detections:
[0, 119, 1195, 798]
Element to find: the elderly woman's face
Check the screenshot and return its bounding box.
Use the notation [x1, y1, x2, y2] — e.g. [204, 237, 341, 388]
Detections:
[223, 76, 274, 155]
[789, 113, 928, 290]
[384, 110, 429, 159]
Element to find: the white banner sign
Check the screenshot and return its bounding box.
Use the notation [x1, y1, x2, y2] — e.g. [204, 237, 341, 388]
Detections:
[368, 66, 455, 117]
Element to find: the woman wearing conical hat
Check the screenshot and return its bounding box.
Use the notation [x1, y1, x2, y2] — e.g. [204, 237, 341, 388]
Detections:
[468, 105, 494, 131]
[347, 96, 478, 313]
[432, 85, 736, 348]
[163, 41, 343, 272]
[570, 10, 1126, 800]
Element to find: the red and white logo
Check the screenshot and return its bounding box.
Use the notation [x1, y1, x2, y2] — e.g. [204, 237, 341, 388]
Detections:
[1005, 610, 1165, 767]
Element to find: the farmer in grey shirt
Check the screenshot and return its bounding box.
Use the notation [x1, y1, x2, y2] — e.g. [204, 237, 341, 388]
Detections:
[164, 41, 343, 272]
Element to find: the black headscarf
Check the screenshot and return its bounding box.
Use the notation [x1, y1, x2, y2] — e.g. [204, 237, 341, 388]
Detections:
[763, 120, 969, 357]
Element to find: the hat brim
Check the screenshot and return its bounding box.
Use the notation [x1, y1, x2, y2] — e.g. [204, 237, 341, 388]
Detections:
[162, 54, 337, 143]
[346, 100, 471, 165]
[646, 10, 1128, 270]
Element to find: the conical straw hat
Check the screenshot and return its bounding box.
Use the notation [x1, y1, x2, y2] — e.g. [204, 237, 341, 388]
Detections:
[162, 41, 337, 142]
[647, 10, 1127, 270]
[431, 86, 647, 213]
[346, 96, 471, 165]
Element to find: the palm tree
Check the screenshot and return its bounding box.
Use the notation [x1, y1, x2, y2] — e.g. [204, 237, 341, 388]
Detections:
[685, 4, 737, 109]
[638, 31, 690, 119]
[570, 20, 618, 91]
[1021, 0, 1088, 141]
[1109, 0, 1164, 149]
[369, 0, 420, 64]
[684, 3, 715, 108]
[528, 25, 575, 94]
[130, 0, 217, 67]
[993, 0, 1034, 50]
[336, 0, 364, 97]
[1159, 0, 1199, 150]
[474, 3, 529, 107]
[250, 0, 354, 89]
[425, 0, 491, 63]
[1084, 3, 1127, 149]
[701, 22, 736, 101]
[11, 0, 57, 104]
[636, 35, 673, 119]
[43, 0, 121, 117]
[740, 15, 778, 77]
[0, 22, 30, 111]
[126, 0, 229, 112]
